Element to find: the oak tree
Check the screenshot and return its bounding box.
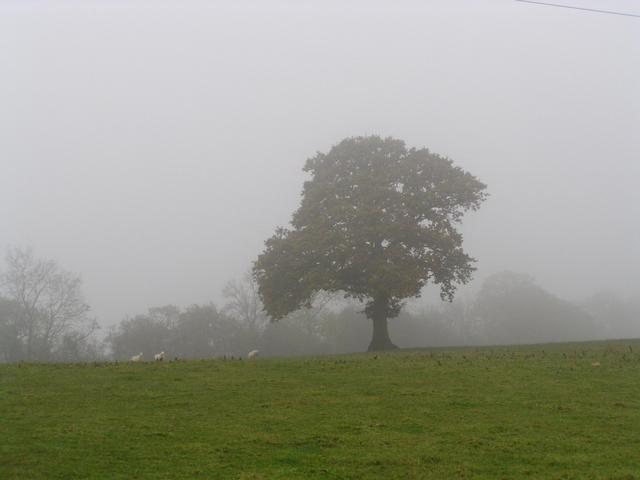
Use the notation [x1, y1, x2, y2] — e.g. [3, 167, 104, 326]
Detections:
[254, 136, 487, 351]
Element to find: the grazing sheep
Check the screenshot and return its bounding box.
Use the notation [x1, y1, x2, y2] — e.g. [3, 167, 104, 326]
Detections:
[130, 353, 143, 362]
[247, 349, 259, 360]
[154, 351, 165, 362]
[591, 361, 601, 367]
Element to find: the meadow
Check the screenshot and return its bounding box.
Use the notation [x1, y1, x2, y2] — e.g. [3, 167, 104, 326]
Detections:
[1, 341, 639, 479]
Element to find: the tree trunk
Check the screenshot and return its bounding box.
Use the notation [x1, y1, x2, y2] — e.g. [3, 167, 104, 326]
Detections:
[367, 297, 398, 352]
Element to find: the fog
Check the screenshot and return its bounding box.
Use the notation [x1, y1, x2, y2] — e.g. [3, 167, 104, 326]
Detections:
[1, 0, 639, 336]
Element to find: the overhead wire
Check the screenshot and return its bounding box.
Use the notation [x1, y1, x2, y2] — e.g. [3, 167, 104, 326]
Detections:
[515, 0, 640, 18]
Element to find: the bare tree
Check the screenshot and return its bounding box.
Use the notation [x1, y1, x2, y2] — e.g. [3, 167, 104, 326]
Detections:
[222, 271, 267, 331]
[223, 270, 340, 331]
[1, 246, 96, 361]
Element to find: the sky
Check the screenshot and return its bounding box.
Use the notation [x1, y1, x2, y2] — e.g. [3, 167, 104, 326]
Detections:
[1, 0, 638, 328]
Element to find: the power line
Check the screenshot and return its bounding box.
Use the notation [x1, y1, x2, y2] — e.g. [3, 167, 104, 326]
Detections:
[515, 0, 640, 18]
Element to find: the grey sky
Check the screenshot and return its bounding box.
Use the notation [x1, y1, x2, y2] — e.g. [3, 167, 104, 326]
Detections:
[1, 0, 638, 327]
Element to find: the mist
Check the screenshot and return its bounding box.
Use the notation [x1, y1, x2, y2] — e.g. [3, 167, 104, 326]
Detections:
[1, 0, 638, 349]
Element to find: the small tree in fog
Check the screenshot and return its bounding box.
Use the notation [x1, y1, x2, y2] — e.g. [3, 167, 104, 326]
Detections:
[222, 271, 267, 332]
[0, 246, 96, 361]
[254, 136, 487, 351]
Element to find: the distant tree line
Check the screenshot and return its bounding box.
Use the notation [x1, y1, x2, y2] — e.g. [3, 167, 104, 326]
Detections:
[1, 247, 638, 363]
[105, 271, 640, 360]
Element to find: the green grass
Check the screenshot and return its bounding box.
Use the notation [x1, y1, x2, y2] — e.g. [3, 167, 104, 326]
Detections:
[2, 341, 640, 479]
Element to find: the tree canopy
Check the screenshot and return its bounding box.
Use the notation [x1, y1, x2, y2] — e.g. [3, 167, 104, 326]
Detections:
[254, 136, 488, 350]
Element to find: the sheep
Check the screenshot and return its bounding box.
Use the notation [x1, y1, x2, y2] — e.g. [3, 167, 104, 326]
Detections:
[130, 352, 143, 362]
[247, 349, 259, 360]
[591, 361, 601, 367]
[154, 351, 165, 362]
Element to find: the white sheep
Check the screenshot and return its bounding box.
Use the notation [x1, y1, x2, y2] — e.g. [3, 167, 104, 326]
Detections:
[247, 349, 259, 360]
[130, 352, 143, 362]
[154, 351, 165, 362]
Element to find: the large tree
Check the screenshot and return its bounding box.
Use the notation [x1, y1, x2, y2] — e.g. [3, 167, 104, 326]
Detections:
[254, 136, 487, 351]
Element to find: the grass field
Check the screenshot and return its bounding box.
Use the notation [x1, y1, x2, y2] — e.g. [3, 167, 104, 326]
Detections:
[1, 341, 640, 479]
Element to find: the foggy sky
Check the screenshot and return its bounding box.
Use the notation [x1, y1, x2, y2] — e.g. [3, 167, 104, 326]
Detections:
[1, 0, 638, 328]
